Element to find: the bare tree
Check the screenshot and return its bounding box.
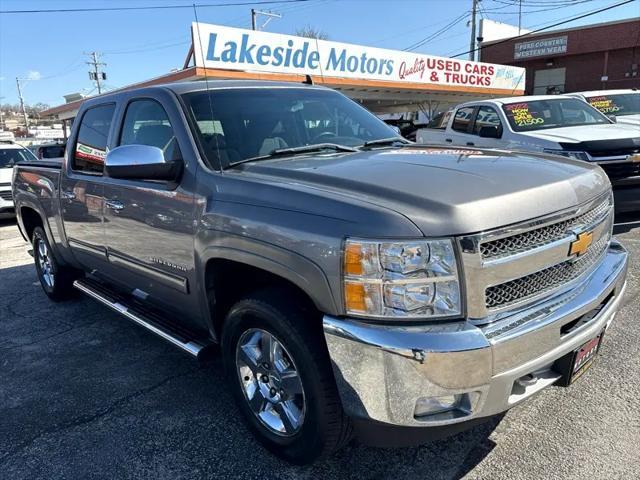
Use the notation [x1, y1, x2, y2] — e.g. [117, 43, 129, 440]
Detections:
[295, 25, 329, 40]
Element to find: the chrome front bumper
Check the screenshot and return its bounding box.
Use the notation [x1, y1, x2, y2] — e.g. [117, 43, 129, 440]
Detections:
[323, 240, 628, 428]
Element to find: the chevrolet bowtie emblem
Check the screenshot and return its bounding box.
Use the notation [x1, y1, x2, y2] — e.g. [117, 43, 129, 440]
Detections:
[629, 153, 640, 163]
[569, 231, 593, 257]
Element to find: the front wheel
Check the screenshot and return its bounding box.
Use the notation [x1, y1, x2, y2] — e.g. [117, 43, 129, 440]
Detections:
[221, 289, 352, 464]
[32, 226, 79, 301]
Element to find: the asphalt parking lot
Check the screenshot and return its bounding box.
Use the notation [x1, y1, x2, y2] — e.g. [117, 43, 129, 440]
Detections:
[1, 215, 639, 480]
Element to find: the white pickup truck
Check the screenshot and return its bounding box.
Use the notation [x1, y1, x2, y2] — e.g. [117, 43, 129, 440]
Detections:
[568, 89, 640, 128]
[416, 95, 640, 212]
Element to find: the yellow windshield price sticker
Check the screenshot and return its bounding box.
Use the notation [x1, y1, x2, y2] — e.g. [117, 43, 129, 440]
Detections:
[588, 98, 620, 114]
[511, 108, 544, 126]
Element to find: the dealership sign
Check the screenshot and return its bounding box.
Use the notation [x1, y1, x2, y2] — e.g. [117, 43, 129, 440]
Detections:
[514, 36, 568, 60]
[192, 23, 525, 92]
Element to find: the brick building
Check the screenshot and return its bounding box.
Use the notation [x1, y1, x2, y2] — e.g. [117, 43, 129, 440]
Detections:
[479, 17, 640, 95]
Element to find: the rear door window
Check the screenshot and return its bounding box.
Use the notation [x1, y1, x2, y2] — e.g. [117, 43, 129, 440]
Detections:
[451, 107, 475, 133]
[472, 106, 503, 135]
[73, 104, 115, 174]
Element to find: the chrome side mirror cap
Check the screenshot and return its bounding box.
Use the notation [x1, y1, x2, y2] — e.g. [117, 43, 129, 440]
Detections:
[105, 144, 182, 181]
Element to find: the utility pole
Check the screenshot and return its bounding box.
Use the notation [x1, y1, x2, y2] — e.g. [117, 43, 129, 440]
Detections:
[251, 9, 281, 31]
[469, 0, 478, 61]
[518, 0, 522, 35]
[16, 77, 29, 134]
[85, 51, 107, 94]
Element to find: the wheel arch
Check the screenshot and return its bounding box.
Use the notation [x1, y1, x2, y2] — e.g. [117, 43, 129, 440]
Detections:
[19, 205, 45, 241]
[200, 245, 338, 339]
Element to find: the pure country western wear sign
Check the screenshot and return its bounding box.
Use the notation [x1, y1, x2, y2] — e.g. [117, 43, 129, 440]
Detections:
[192, 23, 525, 92]
[514, 36, 568, 60]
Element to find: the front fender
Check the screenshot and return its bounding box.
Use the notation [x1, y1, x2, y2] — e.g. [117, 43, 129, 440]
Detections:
[195, 231, 338, 316]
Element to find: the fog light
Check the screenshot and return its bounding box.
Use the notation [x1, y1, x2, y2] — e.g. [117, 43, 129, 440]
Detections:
[414, 394, 461, 417]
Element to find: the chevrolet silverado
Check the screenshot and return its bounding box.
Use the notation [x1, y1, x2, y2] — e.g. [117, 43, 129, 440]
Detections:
[12, 81, 628, 464]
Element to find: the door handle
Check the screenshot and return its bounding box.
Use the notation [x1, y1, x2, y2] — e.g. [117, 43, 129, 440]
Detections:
[105, 199, 124, 211]
[61, 190, 76, 200]
[466, 142, 475, 146]
[445, 138, 453, 143]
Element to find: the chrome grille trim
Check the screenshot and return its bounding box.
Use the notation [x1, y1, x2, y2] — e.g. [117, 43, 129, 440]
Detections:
[485, 236, 609, 309]
[480, 197, 611, 259]
[458, 191, 614, 321]
[0, 191, 13, 201]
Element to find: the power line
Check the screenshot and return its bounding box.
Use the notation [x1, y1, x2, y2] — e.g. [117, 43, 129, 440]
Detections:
[403, 12, 472, 52]
[450, 0, 636, 58]
[484, 0, 595, 15]
[0, 0, 312, 14]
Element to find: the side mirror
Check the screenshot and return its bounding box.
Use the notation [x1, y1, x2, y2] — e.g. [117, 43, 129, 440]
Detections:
[607, 114, 617, 123]
[478, 125, 502, 139]
[105, 145, 182, 181]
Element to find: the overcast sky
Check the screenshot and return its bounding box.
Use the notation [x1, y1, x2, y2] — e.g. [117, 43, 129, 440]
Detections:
[0, 0, 638, 107]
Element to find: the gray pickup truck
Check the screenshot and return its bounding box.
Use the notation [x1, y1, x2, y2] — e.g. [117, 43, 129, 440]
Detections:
[12, 80, 628, 464]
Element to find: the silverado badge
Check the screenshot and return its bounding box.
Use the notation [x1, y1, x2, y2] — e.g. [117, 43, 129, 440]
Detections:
[569, 231, 593, 257]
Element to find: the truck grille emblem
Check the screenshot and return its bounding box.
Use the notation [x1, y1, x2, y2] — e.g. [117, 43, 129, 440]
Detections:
[569, 231, 593, 257]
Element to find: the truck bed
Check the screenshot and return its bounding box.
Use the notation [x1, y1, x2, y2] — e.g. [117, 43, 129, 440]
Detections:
[17, 159, 63, 169]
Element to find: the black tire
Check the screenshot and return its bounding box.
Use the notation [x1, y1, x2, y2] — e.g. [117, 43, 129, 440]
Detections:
[32, 226, 80, 301]
[221, 288, 352, 464]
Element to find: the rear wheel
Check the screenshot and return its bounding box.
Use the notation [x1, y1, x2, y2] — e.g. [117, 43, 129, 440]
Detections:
[221, 289, 352, 464]
[32, 226, 79, 301]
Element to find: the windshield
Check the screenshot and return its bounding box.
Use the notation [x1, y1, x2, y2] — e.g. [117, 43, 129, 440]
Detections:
[585, 93, 640, 117]
[502, 98, 610, 132]
[0, 147, 37, 168]
[182, 88, 397, 168]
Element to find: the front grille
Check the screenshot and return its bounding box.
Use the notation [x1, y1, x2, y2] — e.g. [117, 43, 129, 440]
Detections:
[0, 191, 12, 201]
[598, 162, 640, 181]
[480, 197, 611, 260]
[588, 147, 640, 158]
[485, 236, 609, 309]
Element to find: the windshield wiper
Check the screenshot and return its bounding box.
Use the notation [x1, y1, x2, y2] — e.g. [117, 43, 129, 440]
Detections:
[228, 143, 359, 168]
[361, 137, 411, 149]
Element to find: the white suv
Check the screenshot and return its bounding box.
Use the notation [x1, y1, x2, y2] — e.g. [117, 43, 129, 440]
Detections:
[0, 142, 38, 219]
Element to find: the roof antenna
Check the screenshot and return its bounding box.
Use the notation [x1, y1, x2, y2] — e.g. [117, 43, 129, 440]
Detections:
[303, 74, 314, 85]
[192, 5, 222, 173]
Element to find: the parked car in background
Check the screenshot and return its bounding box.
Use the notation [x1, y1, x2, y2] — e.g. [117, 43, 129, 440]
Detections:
[568, 89, 640, 128]
[416, 95, 640, 212]
[29, 141, 67, 162]
[382, 118, 426, 141]
[0, 142, 38, 218]
[12, 81, 628, 464]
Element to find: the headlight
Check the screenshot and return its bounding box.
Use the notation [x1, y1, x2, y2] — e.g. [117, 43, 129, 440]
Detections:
[542, 149, 590, 161]
[343, 238, 461, 319]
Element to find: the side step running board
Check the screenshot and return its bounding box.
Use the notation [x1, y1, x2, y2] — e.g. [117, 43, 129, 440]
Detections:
[74, 278, 209, 358]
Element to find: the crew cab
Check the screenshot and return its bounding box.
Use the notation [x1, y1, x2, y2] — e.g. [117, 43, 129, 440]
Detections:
[569, 89, 640, 128]
[13, 81, 628, 464]
[416, 95, 640, 212]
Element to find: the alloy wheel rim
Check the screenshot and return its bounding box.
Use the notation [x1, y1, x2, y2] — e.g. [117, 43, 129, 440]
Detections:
[37, 238, 54, 288]
[236, 328, 306, 437]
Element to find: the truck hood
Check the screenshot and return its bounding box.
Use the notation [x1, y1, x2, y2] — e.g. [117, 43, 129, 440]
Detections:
[517, 123, 639, 146]
[239, 146, 610, 236]
[615, 114, 640, 127]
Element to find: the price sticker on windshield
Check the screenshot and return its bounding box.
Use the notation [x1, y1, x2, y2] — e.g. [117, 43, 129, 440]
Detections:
[505, 103, 545, 127]
[588, 97, 621, 114]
